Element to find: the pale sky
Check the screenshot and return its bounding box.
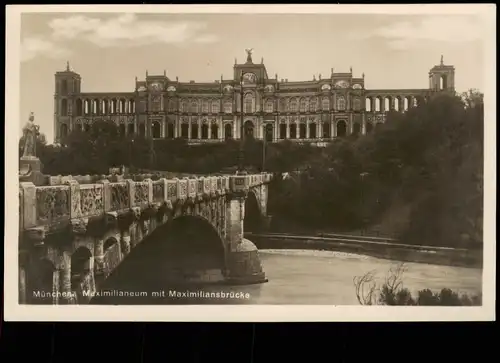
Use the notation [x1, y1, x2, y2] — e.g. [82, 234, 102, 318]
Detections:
[19, 11, 486, 143]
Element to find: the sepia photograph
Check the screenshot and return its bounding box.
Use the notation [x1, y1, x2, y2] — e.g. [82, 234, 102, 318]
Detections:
[5, 4, 496, 321]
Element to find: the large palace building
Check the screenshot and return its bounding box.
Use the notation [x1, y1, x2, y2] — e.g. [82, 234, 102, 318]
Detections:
[53, 51, 455, 145]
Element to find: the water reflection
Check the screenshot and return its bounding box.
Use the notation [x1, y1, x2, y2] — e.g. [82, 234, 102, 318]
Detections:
[91, 249, 482, 305]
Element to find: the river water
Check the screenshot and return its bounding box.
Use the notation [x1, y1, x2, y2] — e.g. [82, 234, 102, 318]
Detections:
[92, 249, 482, 305]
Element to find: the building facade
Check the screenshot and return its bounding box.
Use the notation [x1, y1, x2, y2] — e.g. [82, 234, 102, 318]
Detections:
[53, 52, 455, 145]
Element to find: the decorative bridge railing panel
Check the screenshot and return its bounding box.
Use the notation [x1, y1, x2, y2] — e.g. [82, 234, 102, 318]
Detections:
[80, 184, 104, 217]
[110, 182, 129, 211]
[35, 185, 71, 226]
[19, 173, 273, 231]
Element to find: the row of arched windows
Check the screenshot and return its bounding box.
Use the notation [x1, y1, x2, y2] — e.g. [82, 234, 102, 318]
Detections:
[59, 94, 423, 118]
[60, 99, 136, 117]
[60, 118, 385, 144]
[365, 95, 421, 112]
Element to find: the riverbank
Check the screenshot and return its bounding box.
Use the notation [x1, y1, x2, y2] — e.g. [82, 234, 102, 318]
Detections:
[246, 233, 483, 269]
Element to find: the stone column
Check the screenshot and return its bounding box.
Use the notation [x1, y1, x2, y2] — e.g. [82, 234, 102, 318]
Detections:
[120, 232, 131, 257]
[286, 120, 290, 139]
[94, 239, 105, 276]
[362, 112, 367, 135]
[58, 252, 73, 305]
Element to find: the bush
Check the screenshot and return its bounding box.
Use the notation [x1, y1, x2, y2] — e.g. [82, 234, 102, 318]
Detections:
[353, 263, 481, 306]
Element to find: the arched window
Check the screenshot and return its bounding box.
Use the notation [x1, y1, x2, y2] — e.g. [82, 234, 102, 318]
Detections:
[224, 123, 232, 140]
[224, 101, 232, 114]
[60, 123, 68, 139]
[289, 123, 297, 139]
[264, 124, 273, 142]
[404, 97, 410, 111]
[181, 123, 189, 138]
[299, 123, 306, 139]
[365, 98, 372, 112]
[279, 122, 286, 139]
[151, 95, 161, 112]
[120, 99, 126, 113]
[167, 123, 175, 138]
[152, 122, 161, 138]
[180, 100, 187, 112]
[76, 99, 83, 116]
[309, 123, 317, 139]
[201, 124, 209, 139]
[265, 100, 274, 113]
[190, 101, 198, 113]
[384, 97, 390, 111]
[191, 123, 199, 139]
[168, 99, 176, 112]
[337, 96, 346, 111]
[244, 93, 254, 113]
[309, 98, 318, 112]
[211, 100, 220, 114]
[289, 99, 298, 113]
[102, 100, 108, 115]
[61, 80, 68, 94]
[336, 120, 347, 137]
[244, 120, 254, 138]
[353, 98, 361, 111]
[61, 99, 68, 116]
[211, 123, 219, 139]
[322, 97, 330, 111]
[323, 121, 331, 138]
[280, 99, 287, 112]
[299, 98, 307, 112]
[201, 100, 209, 113]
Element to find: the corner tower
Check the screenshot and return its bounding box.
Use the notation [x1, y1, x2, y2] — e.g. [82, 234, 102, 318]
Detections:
[54, 62, 81, 143]
[428, 55, 455, 92]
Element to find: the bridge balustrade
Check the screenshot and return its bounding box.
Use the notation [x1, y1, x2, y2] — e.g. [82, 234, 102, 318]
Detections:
[19, 173, 273, 232]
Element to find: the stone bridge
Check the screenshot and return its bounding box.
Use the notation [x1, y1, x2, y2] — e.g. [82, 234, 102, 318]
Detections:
[18, 173, 273, 304]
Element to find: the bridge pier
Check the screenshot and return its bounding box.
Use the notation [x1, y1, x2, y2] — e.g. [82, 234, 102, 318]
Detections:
[224, 176, 268, 285]
[226, 239, 267, 285]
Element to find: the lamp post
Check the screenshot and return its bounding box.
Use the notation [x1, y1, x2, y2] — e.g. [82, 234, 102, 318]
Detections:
[237, 71, 245, 173]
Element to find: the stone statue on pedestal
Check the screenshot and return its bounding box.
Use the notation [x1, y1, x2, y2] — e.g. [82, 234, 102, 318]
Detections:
[22, 112, 39, 159]
[19, 112, 45, 185]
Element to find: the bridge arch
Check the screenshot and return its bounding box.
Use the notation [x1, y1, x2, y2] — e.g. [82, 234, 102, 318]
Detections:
[92, 214, 227, 303]
[245, 190, 262, 232]
[71, 246, 93, 292]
